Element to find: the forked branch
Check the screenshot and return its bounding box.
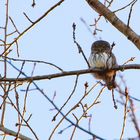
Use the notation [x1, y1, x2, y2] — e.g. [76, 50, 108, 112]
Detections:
[86, 0, 140, 50]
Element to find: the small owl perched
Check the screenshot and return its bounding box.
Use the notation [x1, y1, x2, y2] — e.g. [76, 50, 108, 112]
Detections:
[88, 40, 117, 90]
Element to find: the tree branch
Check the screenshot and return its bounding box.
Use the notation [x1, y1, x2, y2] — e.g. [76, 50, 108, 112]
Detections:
[0, 124, 32, 140]
[6, 58, 106, 140]
[1, 0, 65, 56]
[86, 0, 140, 50]
[0, 64, 140, 82]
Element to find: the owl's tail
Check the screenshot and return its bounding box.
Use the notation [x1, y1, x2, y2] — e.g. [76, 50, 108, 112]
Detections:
[105, 71, 116, 90]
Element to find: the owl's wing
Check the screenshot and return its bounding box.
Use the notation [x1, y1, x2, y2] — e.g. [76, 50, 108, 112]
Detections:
[111, 53, 118, 67]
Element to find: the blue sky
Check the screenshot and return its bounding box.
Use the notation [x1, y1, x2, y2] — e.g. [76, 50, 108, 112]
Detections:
[0, 0, 140, 140]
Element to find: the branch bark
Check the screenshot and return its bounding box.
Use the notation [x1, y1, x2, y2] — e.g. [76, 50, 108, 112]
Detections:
[0, 124, 32, 140]
[0, 64, 140, 82]
[86, 0, 140, 50]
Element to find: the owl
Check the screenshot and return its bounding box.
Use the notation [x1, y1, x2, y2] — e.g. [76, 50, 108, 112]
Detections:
[88, 40, 117, 90]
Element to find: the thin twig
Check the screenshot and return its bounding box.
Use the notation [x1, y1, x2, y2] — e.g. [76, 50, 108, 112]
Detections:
[80, 18, 93, 35]
[7, 96, 39, 140]
[58, 125, 73, 134]
[15, 40, 20, 57]
[112, 89, 117, 109]
[122, 57, 135, 66]
[117, 75, 140, 137]
[31, 0, 36, 7]
[113, 0, 136, 13]
[0, 83, 11, 109]
[23, 12, 34, 24]
[70, 113, 81, 140]
[52, 75, 79, 121]
[16, 61, 25, 79]
[106, 0, 114, 8]
[0, 0, 65, 57]
[88, 114, 92, 132]
[90, 15, 103, 35]
[16, 82, 32, 138]
[9, 16, 20, 34]
[70, 86, 105, 140]
[127, 0, 137, 27]
[116, 80, 140, 102]
[31, 63, 36, 76]
[4, 56, 63, 72]
[7, 31, 17, 36]
[14, 83, 21, 138]
[1, 0, 9, 127]
[120, 87, 129, 140]
[72, 23, 90, 68]
[85, 86, 105, 111]
[129, 99, 140, 137]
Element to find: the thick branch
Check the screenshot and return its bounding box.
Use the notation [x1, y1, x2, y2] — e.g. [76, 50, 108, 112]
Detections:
[0, 64, 140, 82]
[0, 124, 32, 140]
[86, 0, 140, 50]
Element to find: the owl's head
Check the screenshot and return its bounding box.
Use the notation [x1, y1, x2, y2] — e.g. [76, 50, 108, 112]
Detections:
[91, 40, 111, 53]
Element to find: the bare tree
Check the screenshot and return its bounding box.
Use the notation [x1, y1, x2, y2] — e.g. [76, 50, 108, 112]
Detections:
[0, 0, 140, 139]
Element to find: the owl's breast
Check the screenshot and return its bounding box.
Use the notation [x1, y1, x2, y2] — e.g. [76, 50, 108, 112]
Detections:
[88, 53, 113, 69]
